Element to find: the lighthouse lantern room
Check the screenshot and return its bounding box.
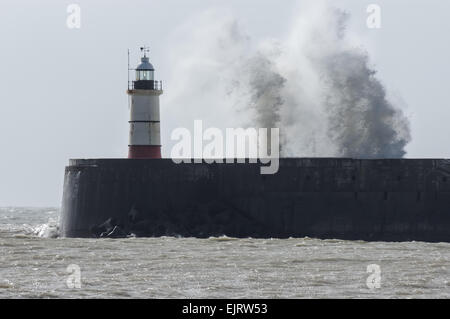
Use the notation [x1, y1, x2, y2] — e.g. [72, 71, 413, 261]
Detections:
[127, 47, 163, 159]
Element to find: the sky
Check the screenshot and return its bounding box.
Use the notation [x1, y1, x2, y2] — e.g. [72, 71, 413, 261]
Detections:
[0, 0, 449, 206]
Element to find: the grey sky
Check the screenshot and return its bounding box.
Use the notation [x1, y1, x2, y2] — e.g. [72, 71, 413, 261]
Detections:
[0, 0, 449, 206]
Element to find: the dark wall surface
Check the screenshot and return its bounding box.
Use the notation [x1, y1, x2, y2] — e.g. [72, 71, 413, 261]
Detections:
[60, 158, 450, 241]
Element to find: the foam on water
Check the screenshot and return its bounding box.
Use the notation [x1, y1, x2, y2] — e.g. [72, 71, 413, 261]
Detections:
[0, 207, 60, 238]
[31, 218, 60, 238]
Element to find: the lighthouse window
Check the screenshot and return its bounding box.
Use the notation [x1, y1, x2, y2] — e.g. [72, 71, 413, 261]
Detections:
[136, 70, 154, 81]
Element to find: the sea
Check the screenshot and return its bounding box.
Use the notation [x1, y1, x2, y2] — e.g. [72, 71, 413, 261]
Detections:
[0, 207, 449, 298]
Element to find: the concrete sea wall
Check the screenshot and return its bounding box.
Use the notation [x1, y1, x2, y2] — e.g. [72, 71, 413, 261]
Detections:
[60, 158, 450, 241]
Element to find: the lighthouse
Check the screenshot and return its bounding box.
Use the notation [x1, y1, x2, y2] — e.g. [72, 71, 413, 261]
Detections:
[127, 47, 163, 159]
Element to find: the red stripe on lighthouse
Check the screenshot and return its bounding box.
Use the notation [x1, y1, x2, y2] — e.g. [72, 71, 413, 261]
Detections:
[128, 146, 161, 159]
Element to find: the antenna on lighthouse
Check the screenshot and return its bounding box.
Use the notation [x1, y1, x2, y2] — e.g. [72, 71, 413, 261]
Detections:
[127, 49, 130, 90]
[140, 46, 150, 57]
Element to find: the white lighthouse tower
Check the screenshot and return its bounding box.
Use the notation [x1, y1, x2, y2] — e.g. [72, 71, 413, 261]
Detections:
[127, 47, 163, 159]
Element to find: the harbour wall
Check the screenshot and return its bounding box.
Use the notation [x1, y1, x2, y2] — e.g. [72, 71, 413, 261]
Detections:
[60, 158, 450, 241]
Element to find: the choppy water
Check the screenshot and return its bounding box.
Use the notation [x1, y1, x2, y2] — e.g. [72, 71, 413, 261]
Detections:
[0, 207, 449, 298]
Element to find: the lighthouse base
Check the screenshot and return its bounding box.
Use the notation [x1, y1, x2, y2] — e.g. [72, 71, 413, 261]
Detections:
[128, 145, 161, 159]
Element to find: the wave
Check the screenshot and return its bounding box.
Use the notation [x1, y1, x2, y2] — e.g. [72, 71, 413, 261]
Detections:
[31, 218, 60, 238]
[0, 207, 60, 238]
[0, 219, 60, 239]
